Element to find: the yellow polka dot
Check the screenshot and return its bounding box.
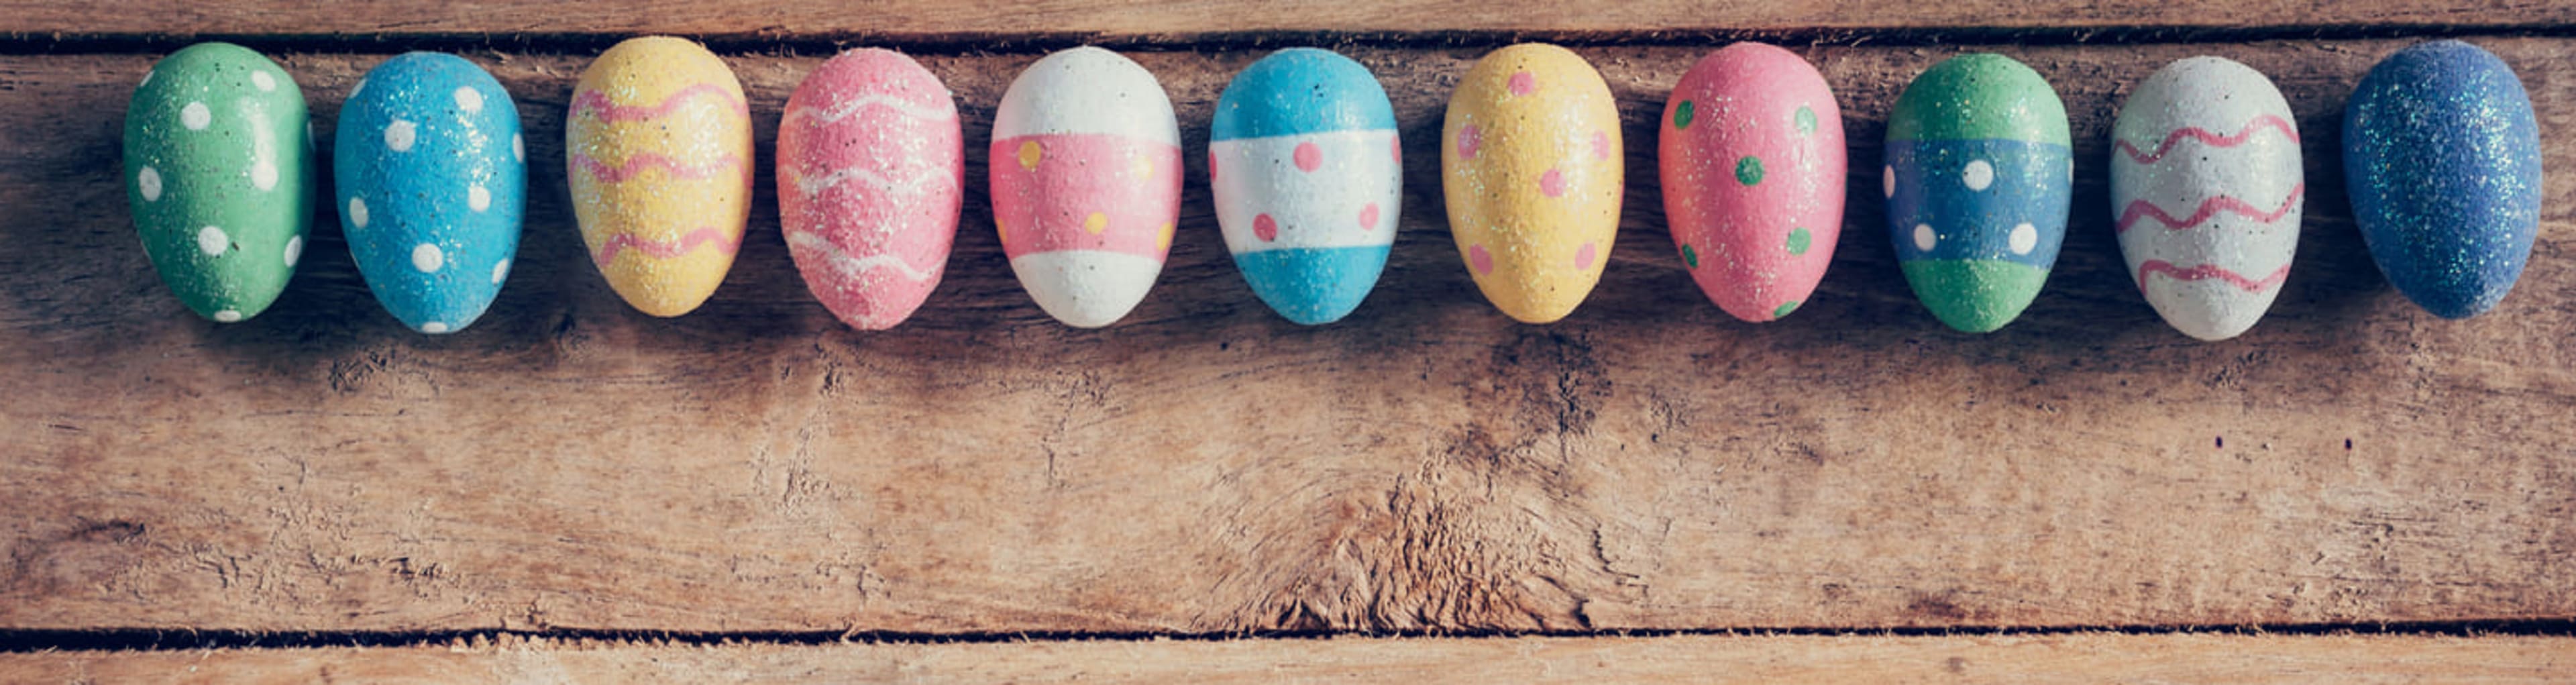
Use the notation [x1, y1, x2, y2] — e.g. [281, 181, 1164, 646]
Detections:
[1155, 222, 1174, 251]
[1017, 141, 1042, 171]
[995, 217, 1009, 248]
[1083, 212, 1108, 235]
[1132, 154, 1153, 180]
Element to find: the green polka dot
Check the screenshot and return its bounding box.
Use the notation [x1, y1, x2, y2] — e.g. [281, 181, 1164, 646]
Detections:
[1681, 244, 1699, 269]
[1794, 105, 1818, 136]
[1786, 227, 1812, 256]
[1672, 101, 1695, 130]
[1773, 301, 1801, 319]
[1735, 156, 1764, 186]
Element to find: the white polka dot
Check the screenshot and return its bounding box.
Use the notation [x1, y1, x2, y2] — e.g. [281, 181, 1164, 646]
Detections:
[412, 243, 444, 272]
[454, 87, 484, 114]
[283, 235, 303, 267]
[2008, 223, 2039, 256]
[250, 70, 275, 92]
[468, 184, 491, 212]
[1963, 159, 1994, 191]
[213, 309, 242, 323]
[180, 101, 211, 130]
[351, 77, 367, 99]
[137, 166, 162, 201]
[197, 225, 228, 256]
[492, 258, 511, 285]
[1912, 223, 1937, 252]
[250, 160, 278, 191]
[419, 321, 451, 334]
[139, 70, 154, 89]
[385, 120, 417, 152]
[512, 134, 524, 162]
[1882, 165, 1896, 199]
[347, 197, 370, 229]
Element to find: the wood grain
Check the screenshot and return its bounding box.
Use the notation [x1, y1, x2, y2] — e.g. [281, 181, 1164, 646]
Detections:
[0, 0, 2568, 44]
[1, 37, 2571, 635]
[5, 633, 2571, 683]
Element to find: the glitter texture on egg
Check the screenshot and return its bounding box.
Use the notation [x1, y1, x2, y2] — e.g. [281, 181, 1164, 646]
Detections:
[1883, 53, 2072, 333]
[1210, 48, 1402, 325]
[125, 42, 315, 323]
[2110, 56, 2302, 341]
[1660, 42, 1845, 323]
[1442, 43, 1623, 325]
[989, 46, 1183, 329]
[777, 48, 963, 331]
[336, 52, 526, 334]
[2344, 40, 2542, 319]
[566, 36, 754, 318]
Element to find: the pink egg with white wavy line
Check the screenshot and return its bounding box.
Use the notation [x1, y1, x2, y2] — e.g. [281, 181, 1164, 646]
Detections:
[989, 46, 1182, 328]
[777, 48, 963, 330]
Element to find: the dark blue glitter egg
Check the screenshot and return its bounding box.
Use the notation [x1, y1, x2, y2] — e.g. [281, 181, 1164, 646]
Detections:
[2343, 40, 2542, 319]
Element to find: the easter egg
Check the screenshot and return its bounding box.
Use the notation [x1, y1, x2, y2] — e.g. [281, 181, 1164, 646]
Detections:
[566, 36, 753, 317]
[991, 47, 1181, 328]
[778, 48, 963, 331]
[1660, 42, 1844, 323]
[334, 52, 525, 334]
[124, 42, 313, 323]
[1884, 53, 2072, 333]
[2345, 40, 2542, 319]
[1442, 44, 1623, 324]
[1210, 48, 1401, 325]
[2111, 56, 2302, 341]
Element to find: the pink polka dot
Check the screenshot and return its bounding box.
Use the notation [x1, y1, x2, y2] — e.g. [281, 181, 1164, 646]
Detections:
[1358, 203, 1381, 231]
[1392, 136, 1402, 164]
[1539, 168, 1566, 197]
[1254, 213, 1279, 242]
[1293, 141, 1322, 172]
[1456, 125, 1481, 160]
[1573, 242, 1598, 270]
[1469, 244, 1494, 275]
[1208, 151, 1218, 181]
[1591, 129, 1611, 161]
[1507, 70, 1537, 96]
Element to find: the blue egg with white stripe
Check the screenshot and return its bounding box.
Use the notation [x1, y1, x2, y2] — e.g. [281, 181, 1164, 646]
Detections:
[334, 52, 525, 333]
[1210, 48, 1401, 325]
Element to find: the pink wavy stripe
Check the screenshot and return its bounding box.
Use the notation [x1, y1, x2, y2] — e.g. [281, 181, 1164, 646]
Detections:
[2138, 260, 2290, 293]
[594, 227, 741, 266]
[572, 83, 746, 123]
[572, 152, 745, 183]
[2115, 183, 2304, 233]
[2114, 113, 2299, 166]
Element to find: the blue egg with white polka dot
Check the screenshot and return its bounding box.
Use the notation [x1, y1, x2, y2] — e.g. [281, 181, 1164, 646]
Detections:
[334, 52, 525, 334]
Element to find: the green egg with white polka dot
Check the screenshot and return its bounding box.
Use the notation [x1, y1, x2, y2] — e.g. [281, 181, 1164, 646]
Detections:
[125, 42, 315, 323]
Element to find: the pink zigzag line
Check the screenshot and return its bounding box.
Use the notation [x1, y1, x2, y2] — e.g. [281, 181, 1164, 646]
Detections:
[572, 152, 746, 182]
[2115, 183, 2304, 233]
[2138, 260, 2291, 294]
[572, 83, 747, 123]
[594, 227, 742, 266]
[2114, 113, 2300, 166]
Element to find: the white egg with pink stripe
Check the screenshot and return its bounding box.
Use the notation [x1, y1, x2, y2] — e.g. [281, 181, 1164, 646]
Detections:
[2110, 56, 2303, 341]
[989, 46, 1182, 328]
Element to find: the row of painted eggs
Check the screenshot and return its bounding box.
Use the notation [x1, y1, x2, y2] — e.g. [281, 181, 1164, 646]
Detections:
[125, 39, 2541, 339]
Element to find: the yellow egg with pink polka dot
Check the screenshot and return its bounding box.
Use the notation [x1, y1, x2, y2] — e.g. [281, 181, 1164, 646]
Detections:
[1440, 43, 1623, 324]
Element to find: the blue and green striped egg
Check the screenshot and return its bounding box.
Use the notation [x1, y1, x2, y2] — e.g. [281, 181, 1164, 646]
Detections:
[1883, 53, 2072, 333]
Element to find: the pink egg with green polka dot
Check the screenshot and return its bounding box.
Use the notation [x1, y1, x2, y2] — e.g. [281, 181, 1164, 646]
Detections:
[1659, 42, 1845, 322]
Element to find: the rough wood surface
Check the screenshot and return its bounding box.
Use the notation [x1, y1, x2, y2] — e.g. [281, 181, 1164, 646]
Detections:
[0, 1, 2568, 43]
[5, 633, 2571, 684]
[1, 37, 2572, 635]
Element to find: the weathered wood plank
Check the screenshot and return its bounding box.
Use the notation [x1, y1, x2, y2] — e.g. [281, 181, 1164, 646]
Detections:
[0, 0, 2567, 43]
[3, 633, 2571, 684]
[1, 38, 2571, 635]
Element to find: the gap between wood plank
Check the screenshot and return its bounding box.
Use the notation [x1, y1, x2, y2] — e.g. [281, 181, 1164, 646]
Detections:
[2, 618, 2569, 653]
[7, 22, 2576, 56]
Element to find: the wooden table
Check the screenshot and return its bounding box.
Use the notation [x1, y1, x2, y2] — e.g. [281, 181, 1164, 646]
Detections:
[1, 1, 2570, 681]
